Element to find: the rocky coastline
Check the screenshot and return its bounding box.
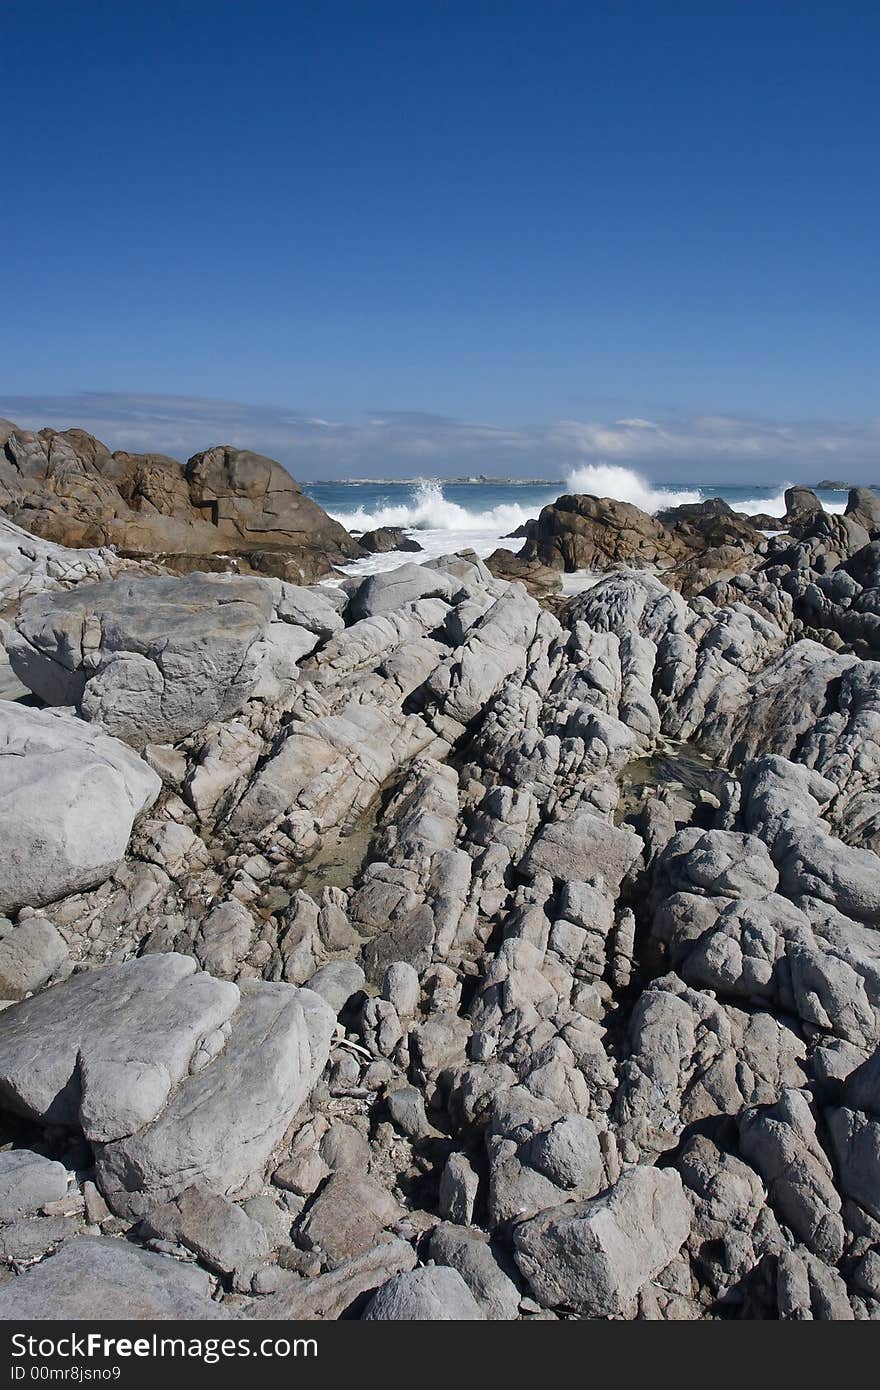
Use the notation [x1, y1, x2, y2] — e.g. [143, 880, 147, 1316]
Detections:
[0, 421, 879, 1321]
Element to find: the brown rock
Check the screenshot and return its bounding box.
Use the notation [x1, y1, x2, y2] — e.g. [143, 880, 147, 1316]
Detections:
[514, 491, 760, 595]
[296, 1170, 401, 1268]
[358, 526, 423, 553]
[517, 493, 679, 572]
[485, 548, 562, 598]
[0, 424, 363, 582]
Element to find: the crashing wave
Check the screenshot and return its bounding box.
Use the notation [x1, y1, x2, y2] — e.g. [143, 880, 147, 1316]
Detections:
[327, 479, 546, 534]
[733, 485, 846, 517]
[562, 464, 701, 511]
[328, 470, 849, 543]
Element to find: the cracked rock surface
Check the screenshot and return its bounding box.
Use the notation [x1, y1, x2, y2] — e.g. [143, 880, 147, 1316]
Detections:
[0, 474, 879, 1320]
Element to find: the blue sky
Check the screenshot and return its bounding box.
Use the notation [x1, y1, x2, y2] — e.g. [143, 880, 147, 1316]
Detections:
[2, 1, 879, 480]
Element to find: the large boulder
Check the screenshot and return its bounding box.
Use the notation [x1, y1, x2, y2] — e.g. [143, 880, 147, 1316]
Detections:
[845, 487, 880, 532]
[348, 563, 460, 620]
[0, 426, 363, 580]
[8, 572, 327, 745]
[739, 1089, 845, 1262]
[0, 514, 134, 608]
[516, 493, 687, 573]
[0, 953, 335, 1217]
[0, 704, 161, 912]
[512, 1165, 691, 1316]
[514, 493, 762, 593]
[0, 918, 68, 999]
[0, 1237, 227, 1320]
[362, 1265, 485, 1320]
[520, 812, 643, 894]
[0, 1149, 69, 1221]
[783, 486, 824, 534]
[357, 526, 423, 554]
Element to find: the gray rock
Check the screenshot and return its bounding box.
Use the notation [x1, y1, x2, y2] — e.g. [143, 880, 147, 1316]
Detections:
[429, 1223, 521, 1319]
[0, 704, 160, 913]
[357, 526, 423, 555]
[305, 960, 366, 1014]
[775, 821, 880, 925]
[349, 564, 459, 620]
[513, 1165, 691, 1316]
[273, 584, 347, 636]
[239, 1194, 294, 1250]
[844, 1045, 880, 1117]
[0, 953, 334, 1218]
[739, 1089, 845, 1262]
[381, 960, 420, 1018]
[193, 900, 254, 978]
[362, 1265, 485, 1320]
[488, 1139, 572, 1230]
[319, 1121, 372, 1173]
[272, 1146, 330, 1200]
[613, 975, 807, 1159]
[851, 1249, 880, 1300]
[0, 953, 237, 1131]
[0, 1237, 227, 1319]
[9, 572, 319, 747]
[657, 829, 779, 900]
[0, 1215, 81, 1264]
[826, 1105, 880, 1221]
[438, 1151, 479, 1224]
[96, 979, 335, 1217]
[425, 586, 543, 724]
[82, 1181, 109, 1226]
[298, 1170, 401, 1268]
[0, 515, 126, 608]
[677, 1133, 773, 1299]
[521, 813, 643, 894]
[524, 1115, 603, 1193]
[251, 1238, 418, 1320]
[387, 1085, 432, 1140]
[141, 1185, 270, 1276]
[0, 1150, 69, 1221]
[0, 919, 68, 999]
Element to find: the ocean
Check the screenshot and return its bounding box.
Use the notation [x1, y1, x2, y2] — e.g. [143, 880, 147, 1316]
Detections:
[303, 463, 849, 579]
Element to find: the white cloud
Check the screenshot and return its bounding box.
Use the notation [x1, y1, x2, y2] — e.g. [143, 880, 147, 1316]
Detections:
[1, 391, 878, 482]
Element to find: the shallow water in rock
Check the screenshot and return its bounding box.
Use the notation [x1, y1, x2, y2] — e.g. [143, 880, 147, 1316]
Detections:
[617, 744, 728, 821]
[297, 807, 383, 898]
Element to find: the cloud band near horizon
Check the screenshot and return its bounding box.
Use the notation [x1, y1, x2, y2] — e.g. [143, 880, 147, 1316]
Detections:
[1, 391, 878, 483]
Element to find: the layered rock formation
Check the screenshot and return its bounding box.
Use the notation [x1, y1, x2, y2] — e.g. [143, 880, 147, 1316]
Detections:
[509, 484, 880, 606]
[0, 469, 879, 1321]
[0, 423, 363, 581]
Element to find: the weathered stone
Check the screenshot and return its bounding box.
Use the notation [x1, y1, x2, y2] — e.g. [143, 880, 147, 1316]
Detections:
[0, 954, 334, 1218]
[739, 1090, 845, 1262]
[251, 1238, 418, 1320]
[0, 704, 160, 913]
[0, 919, 68, 999]
[429, 1223, 521, 1319]
[0, 427, 361, 579]
[521, 813, 642, 893]
[362, 1265, 484, 1320]
[0, 1150, 69, 1222]
[513, 1166, 691, 1316]
[297, 1171, 401, 1268]
[141, 1185, 270, 1276]
[438, 1152, 480, 1224]
[0, 1237, 227, 1319]
[9, 573, 319, 746]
